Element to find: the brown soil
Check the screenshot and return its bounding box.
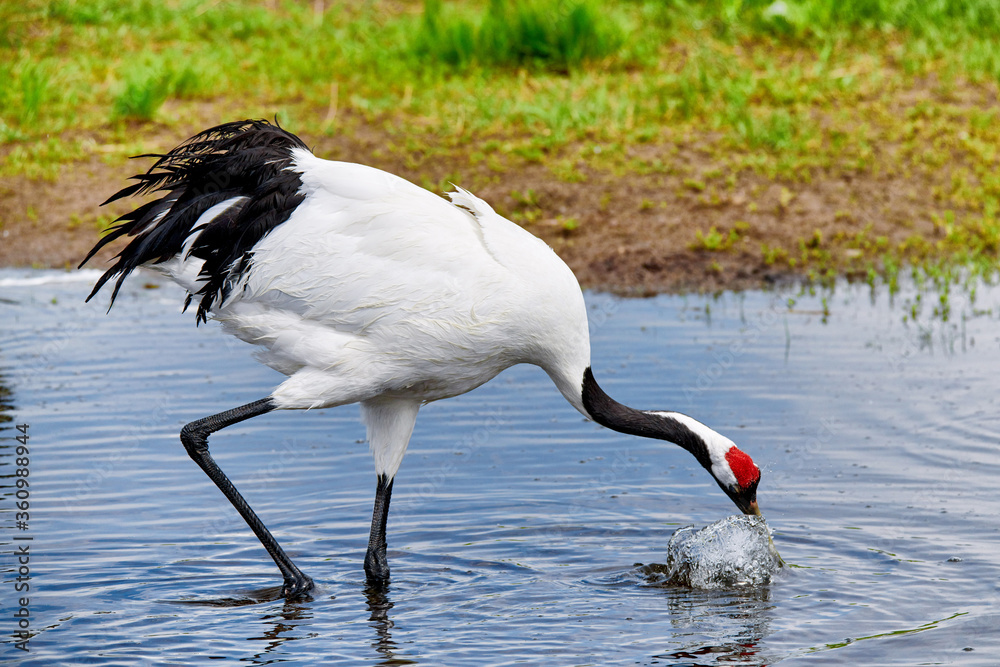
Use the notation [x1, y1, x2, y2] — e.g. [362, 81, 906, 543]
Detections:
[0, 114, 945, 293]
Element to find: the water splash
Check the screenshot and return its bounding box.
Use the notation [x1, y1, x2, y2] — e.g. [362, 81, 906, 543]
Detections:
[644, 515, 782, 588]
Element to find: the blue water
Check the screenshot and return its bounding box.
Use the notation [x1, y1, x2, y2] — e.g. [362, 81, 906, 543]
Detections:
[2, 269, 999, 665]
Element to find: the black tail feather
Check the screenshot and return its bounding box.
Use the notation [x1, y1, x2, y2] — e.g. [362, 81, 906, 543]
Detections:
[82, 119, 309, 322]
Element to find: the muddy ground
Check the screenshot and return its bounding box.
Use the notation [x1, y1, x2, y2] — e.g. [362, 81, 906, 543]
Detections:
[0, 116, 949, 293]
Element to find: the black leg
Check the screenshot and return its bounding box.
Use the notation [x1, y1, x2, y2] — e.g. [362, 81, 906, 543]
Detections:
[180, 397, 314, 598]
[364, 474, 394, 584]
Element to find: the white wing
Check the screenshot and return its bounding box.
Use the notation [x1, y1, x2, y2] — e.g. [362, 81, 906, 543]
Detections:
[215, 150, 589, 410]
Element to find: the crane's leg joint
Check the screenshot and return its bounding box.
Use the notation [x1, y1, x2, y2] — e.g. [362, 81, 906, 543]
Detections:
[180, 423, 209, 457]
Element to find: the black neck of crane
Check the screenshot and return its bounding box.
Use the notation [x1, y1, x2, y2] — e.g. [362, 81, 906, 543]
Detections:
[580, 366, 712, 472]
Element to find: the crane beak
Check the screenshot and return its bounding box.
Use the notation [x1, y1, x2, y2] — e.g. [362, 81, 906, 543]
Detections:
[744, 499, 762, 517]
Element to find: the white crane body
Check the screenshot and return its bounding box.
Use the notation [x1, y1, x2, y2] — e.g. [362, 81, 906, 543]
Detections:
[83, 120, 760, 598]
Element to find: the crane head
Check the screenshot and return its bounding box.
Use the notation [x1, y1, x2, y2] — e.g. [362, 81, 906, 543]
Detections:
[714, 445, 761, 516]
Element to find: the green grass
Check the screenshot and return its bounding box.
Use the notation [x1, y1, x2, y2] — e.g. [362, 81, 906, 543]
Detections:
[413, 0, 623, 71]
[108, 54, 210, 121]
[690, 222, 750, 252]
[3, 0, 1000, 283]
[5, 0, 1000, 149]
[111, 63, 173, 121]
[659, 0, 1000, 41]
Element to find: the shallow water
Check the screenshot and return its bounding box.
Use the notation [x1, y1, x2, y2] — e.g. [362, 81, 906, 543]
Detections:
[1, 268, 999, 665]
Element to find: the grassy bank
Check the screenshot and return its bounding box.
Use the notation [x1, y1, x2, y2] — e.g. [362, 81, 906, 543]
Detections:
[2, 0, 999, 289]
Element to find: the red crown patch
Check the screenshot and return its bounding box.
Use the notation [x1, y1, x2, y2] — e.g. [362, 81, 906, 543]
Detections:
[725, 447, 760, 488]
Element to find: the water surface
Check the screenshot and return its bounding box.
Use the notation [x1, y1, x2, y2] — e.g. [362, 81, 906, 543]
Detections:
[1, 269, 998, 665]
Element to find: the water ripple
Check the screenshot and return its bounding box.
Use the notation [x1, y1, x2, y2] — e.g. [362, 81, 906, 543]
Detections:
[2, 270, 1000, 664]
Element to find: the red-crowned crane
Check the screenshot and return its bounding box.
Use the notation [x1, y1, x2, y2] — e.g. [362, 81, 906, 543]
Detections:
[82, 119, 761, 598]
